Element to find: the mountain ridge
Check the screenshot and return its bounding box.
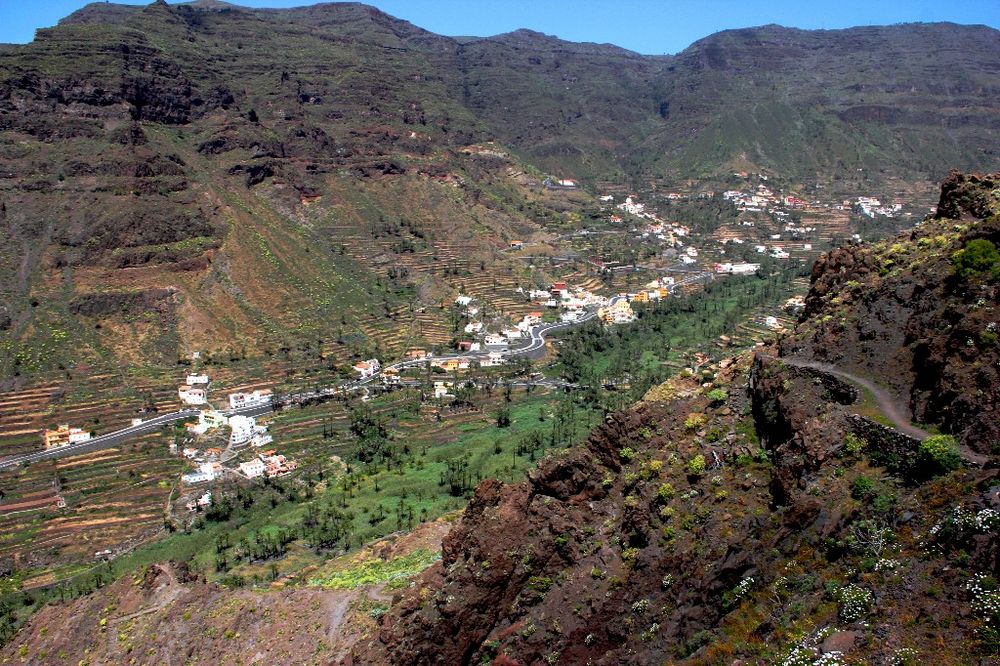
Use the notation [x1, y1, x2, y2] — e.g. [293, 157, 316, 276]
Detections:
[1, 2, 998, 378]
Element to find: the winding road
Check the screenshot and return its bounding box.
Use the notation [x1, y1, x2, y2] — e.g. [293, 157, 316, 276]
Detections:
[0, 297, 624, 470]
[783, 357, 988, 467]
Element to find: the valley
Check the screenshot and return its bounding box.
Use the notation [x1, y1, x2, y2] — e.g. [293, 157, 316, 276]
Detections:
[0, 1, 997, 663]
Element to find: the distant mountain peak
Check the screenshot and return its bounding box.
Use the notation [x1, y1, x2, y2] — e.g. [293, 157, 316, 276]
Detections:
[182, 0, 242, 8]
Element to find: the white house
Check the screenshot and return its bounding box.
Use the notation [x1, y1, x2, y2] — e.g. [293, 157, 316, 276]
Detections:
[251, 428, 273, 448]
[529, 289, 551, 301]
[352, 359, 381, 379]
[239, 458, 266, 479]
[464, 322, 483, 334]
[433, 381, 454, 399]
[229, 415, 257, 446]
[480, 352, 506, 367]
[187, 410, 227, 436]
[228, 389, 273, 410]
[455, 295, 473, 307]
[182, 471, 213, 485]
[178, 385, 207, 406]
[484, 334, 508, 348]
[186, 373, 209, 385]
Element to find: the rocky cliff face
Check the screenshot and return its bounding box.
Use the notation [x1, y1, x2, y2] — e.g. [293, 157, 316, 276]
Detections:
[351, 175, 1000, 664]
[783, 170, 1000, 452]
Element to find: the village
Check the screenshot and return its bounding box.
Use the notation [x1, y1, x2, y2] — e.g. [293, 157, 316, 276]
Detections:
[0, 163, 941, 598]
[22, 167, 927, 535]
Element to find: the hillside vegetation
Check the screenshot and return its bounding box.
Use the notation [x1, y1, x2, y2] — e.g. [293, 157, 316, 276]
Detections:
[0, 3, 998, 376]
[2, 171, 997, 664]
[351, 175, 1000, 663]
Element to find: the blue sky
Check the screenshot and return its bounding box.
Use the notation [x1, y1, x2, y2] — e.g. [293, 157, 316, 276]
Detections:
[1, 0, 998, 54]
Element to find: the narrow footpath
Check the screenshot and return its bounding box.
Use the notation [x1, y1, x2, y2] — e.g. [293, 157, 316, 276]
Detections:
[783, 357, 988, 467]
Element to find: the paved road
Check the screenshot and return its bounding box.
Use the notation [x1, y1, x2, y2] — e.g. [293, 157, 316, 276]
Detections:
[0, 401, 277, 471]
[0, 410, 200, 470]
[0, 298, 620, 469]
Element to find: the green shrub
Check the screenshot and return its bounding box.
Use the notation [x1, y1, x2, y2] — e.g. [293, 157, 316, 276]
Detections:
[684, 413, 707, 430]
[952, 239, 1000, 280]
[837, 584, 873, 621]
[619, 447, 636, 463]
[706, 388, 727, 405]
[917, 435, 961, 476]
[686, 454, 706, 477]
[851, 475, 875, 501]
[526, 576, 552, 592]
[843, 432, 867, 457]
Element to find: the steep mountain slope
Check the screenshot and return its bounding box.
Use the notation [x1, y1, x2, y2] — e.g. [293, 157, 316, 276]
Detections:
[781, 170, 1000, 452]
[350, 174, 1000, 664]
[1, 2, 998, 377]
[0, 2, 549, 375]
[639, 24, 1000, 179]
[0, 173, 997, 663]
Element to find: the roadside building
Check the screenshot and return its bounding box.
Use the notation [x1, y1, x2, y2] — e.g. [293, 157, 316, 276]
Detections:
[187, 410, 227, 436]
[42, 424, 92, 449]
[178, 385, 207, 406]
[228, 389, 273, 410]
[352, 359, 381, 379]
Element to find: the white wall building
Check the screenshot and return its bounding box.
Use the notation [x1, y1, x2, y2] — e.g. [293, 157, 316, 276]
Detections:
[186, 373, 210, 385]
[352, 359, 381, 379]
[228, 389, 273, 410]
[228, 415, 257, 446]
[178, 385, 207, 406]
[239, 458, 266, 479]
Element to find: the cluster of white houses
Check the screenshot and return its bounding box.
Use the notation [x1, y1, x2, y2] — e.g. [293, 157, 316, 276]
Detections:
[186, 410, 273, 448]
[523, 282, 607, 322]
[180, 374, 275, 410]
[177, 373, 210, 406]
[180, 380, 277, 484]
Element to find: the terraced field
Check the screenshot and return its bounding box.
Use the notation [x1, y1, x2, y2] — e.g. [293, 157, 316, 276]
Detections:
[0, 433, 184, 582]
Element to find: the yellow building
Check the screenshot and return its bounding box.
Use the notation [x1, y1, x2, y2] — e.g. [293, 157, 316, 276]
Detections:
[42, 424, 91, 449]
